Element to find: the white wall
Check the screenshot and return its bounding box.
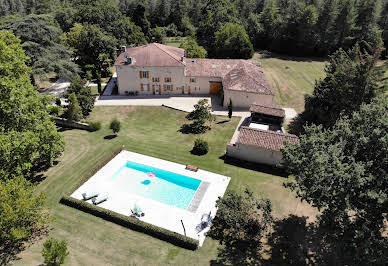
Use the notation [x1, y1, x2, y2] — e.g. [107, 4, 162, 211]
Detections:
[223, 90, 274, 108]
[116, 65, 222, 95]
[226, 143, 283, 166]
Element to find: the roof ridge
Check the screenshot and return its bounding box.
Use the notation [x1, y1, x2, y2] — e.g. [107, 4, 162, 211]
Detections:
[240, 126, 298, 138]
[152, 43, 185, 66]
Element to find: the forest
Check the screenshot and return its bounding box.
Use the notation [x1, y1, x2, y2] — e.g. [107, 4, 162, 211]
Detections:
[0, 0, 387, 81]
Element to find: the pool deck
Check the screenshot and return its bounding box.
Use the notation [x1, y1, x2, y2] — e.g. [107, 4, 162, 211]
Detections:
[70, 150, 230, 246]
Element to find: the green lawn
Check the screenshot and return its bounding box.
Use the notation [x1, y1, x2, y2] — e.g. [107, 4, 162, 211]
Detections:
[14, 108, 316, 265]
[254, 53, 327, 112]
[164, 37, 186, 48]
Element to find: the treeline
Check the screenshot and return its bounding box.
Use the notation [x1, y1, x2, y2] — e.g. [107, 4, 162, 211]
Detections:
[1, 0, 387, 59]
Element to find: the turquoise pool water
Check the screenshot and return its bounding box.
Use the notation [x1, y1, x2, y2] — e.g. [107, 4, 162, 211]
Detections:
[111, 161, 201, 209]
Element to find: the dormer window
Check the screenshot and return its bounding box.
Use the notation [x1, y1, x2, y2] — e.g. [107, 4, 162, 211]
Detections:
[190, 77, 196, 83]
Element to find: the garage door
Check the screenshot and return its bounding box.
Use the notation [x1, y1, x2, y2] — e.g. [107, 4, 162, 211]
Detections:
[209, 82, 222, 94]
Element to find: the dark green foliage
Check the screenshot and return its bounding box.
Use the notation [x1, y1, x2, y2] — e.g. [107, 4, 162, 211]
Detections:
[41, 238, 69, 266]
[60, 196, 199, 250]
[66, 76, 95, 117]
[0, 14, 79, 79]
[179, 37, 207, 58]
[0, 31, 64, 180]
[214, 23, 253, 59]
[228, 99, 232, 119]
[150, 27, 166, 43]
[55, 98, 62, 106]
[191, 138, 209, 155]
[48, 105, 61, 116]
[111, 17, 147, 46]
[0, 176, 49, 245]
[109, 118, 121, 135]
[208, 189, 273, 265]
[282, 96, 388, 264]
[64, 93, 82, 122]
[291, 44, 384, 132]
[88, 121, 101, 132]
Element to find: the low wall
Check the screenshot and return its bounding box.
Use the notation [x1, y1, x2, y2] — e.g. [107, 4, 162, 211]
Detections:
[54, 117, 90, 131]
[226, 143, 283, 166]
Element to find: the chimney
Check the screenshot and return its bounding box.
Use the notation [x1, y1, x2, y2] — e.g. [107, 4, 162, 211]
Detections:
[121, 45, 126, 52]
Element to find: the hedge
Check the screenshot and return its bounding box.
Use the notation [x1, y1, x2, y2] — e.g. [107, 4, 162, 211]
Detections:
[60, 196, 199, 250]
[60, 145, 199, 250]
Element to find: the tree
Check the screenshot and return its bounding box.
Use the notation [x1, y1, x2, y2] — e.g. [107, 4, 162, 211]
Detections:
[181, 16, 195, 36]
[282, 96, 388, 264]
[111, 17, 147, 46]
[131, 1, 151, 38]
[332, 0, 358, 50]
[150, 27, 166, 43]
[214, 23, 254, 59]
[185, 99, 215, 133]
[191, 138, 209, 155]
[179, 37, 207, 58]
[65, 93, 82, 122]
[380, 0, 388, 58]
[292, 44, 384, 132]
[0, 177, 49, 246]
[196, 0, 239, 56]
[0, 31, 64, 180]
[41, 238, 69, 266]
[1, 14, 79, 82]
[228, 98, 233, 119]
[208, 189, 273, 265]
[110, 118, 121, 135]
[66, 77, 95, 117]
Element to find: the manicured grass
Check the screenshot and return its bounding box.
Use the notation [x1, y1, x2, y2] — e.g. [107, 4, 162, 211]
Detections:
[15, 107, 316, 265]
[254, 53, 326, 112]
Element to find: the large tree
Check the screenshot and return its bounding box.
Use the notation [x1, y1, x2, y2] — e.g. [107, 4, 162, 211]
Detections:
[1, 14, 79, 82]
[282, 96, 388, 264]
[0, 31, 64, 180]
[179, 37, 207, 58]
[208, 189, 273, 265]
[292, 44, 384, 132]
[214, 23, 253, 59]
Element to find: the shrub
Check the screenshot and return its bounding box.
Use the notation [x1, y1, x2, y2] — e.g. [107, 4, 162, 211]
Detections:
[192, 138, 209, 155]
[88, 121, 101, 132]
[109, 119, 121, 135]
[41, 238, 69, 265]
[48, 106, 61, 116]
[55, 98, 62, 106]
[60, 196, 199, 250]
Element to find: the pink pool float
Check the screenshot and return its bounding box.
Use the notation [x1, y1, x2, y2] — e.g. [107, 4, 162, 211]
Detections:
[146, 172, 155, 178]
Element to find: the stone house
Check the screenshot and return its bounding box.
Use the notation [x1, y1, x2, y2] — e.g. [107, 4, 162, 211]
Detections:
[226, 103, 299, 166]
[114, 43, 274, 108]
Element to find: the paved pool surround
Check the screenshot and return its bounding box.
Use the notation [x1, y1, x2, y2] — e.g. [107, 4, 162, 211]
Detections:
[71, 150, 230, 246]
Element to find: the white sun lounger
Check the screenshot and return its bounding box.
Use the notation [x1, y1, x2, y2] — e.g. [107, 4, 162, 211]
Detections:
[82, 192, 99, 200]
[92, 194, 108, 205]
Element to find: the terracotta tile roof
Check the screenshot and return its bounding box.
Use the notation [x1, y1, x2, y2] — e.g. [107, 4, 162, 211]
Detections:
[222, 61, 273, 95]
[237, 126, 299, 151]
[185, 59, 245, 77]
[249, 103, 285, 118]
[114, 43, 185, 67]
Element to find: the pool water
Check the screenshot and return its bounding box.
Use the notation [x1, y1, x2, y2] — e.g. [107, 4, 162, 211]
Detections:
[111, 161, 201, 209]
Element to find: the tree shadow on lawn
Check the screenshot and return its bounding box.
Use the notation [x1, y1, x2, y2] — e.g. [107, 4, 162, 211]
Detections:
[57, 126, 74, 132]
[0, 226, 50, 265]
[216, 120, 229, 124]
[178, 123, 210, 134]
[104, 134, 117, 140]
[219, 154, 288, 178]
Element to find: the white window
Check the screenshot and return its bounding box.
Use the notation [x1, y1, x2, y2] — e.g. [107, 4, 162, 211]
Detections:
[141, 71, 148, 78]
[166, 84, 171, 91]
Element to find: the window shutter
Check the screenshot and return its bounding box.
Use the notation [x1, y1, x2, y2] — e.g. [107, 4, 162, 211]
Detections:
[141, 84, 143, 91]
[147, 84, 150, 91]
[146, 72, 149, 78]
[139, 71, 142, 79]
[164, 84, 166, 91]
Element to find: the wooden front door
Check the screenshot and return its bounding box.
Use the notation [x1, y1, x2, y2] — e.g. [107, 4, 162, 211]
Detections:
[182, 86, 184, 94]
[209, 82, 222, 94]
[188, 86, 191, 95]
[158, 85, 161, 95]
[152, 85, 155, 95]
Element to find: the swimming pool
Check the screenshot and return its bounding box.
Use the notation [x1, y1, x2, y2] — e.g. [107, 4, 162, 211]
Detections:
[111, 160, 201, 209]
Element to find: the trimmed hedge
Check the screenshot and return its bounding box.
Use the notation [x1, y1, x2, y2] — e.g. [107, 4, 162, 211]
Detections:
[60, 145, 199, 250]
[60, 196, 199, 250]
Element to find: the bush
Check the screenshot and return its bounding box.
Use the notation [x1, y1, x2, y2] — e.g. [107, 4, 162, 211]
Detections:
[60, 196, 199, 250]
[88, 121, 101, 132]
[41, 238, 69, 265]
[109, 119, 121, 135]
[55, 98, 62, 106]
[48, 106, 61, 116]
[192, 138, 209, 155]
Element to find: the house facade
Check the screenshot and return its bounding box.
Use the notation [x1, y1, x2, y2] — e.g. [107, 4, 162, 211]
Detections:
[114, 43, 274, 108]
